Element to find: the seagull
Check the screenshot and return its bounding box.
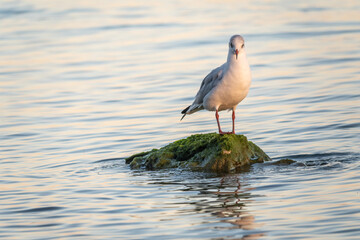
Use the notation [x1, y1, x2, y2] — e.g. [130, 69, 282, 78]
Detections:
[181, 35, 251, 135]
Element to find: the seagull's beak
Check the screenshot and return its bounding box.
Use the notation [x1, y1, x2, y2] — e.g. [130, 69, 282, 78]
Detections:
[235, 49, 239, 59]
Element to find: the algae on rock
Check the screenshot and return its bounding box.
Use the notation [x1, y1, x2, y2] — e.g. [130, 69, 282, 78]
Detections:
[125, 133, 270, 173]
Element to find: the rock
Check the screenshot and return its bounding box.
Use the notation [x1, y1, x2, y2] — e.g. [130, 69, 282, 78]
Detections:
[125, 133, 271, 173]
[269, 159, 297, 165]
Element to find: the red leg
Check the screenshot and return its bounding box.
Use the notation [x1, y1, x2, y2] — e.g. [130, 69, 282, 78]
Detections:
[232, 109, 236, 134]
[216, 110, 236, 135]
[215, 110, 225, 135]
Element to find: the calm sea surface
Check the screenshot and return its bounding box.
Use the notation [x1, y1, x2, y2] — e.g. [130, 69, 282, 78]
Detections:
[1, 0, 359, 239]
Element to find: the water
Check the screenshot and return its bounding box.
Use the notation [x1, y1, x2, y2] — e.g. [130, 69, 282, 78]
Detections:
[1, 0, 359, 239]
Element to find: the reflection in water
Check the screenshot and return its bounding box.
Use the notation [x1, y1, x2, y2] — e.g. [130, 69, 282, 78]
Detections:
[213, 178, 261, 233]
[176, 174, 265, 239]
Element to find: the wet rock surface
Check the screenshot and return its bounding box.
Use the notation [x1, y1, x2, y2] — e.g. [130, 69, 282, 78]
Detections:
[125, 133, 272, 173]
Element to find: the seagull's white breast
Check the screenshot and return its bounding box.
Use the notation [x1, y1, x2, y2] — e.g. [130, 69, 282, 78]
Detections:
[203, 53, 251, 111]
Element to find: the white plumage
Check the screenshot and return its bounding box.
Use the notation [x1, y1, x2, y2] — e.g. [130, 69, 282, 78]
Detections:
[181, 35, 251, 134]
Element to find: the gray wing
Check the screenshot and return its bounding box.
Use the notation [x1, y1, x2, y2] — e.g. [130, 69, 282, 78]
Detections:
[193, 65, 224, 105]
[181, 64, 224, 118]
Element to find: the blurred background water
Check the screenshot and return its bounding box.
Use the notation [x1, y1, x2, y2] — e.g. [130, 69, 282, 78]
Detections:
[0, 0, 359, 239]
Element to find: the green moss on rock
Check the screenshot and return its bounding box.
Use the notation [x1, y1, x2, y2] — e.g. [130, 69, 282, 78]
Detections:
[125, 133, 271, 173]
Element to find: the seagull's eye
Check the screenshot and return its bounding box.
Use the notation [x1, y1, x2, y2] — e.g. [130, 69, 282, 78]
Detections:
[241, 43, 244, 48]
[230, 42, 233, 48]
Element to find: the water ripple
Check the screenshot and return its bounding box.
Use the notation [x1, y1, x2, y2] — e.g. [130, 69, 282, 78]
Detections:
[12, 206, 64, 214]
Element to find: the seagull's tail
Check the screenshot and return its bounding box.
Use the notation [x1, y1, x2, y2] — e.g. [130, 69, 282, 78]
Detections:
[180, 106, 190, 121]
[180, 114, 187, 121]
[180, 104, 203, 121]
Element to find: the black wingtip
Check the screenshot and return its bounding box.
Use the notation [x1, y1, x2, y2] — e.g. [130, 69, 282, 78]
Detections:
[180, 105, 190, 121]
[181, 105, 190, 114]
[180, 114, 186, 121]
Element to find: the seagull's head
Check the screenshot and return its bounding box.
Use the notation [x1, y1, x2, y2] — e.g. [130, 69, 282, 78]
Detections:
[229, 35, 245, 60]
